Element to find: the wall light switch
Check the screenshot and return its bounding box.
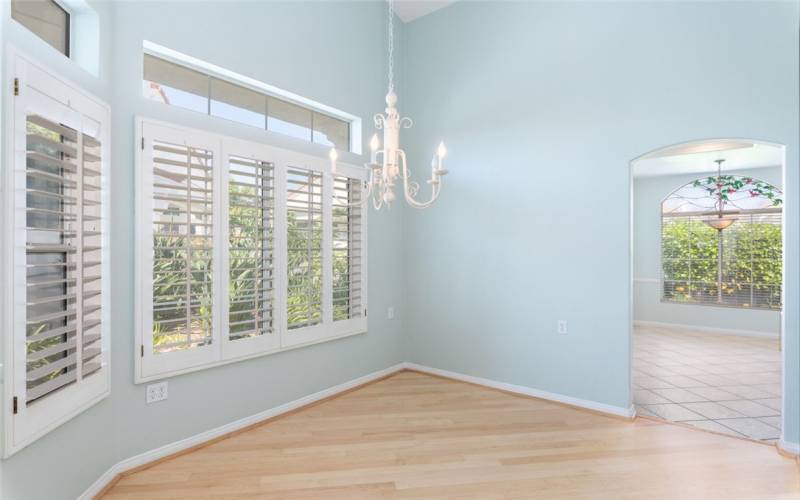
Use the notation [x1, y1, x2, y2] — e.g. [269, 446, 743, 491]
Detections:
[387, 306, 395, 319]
[557, 320, 568, 335]
[146, 381, 168, 404]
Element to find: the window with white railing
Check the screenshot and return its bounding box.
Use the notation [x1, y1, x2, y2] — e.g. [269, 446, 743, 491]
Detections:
[136, 120, 368, 382]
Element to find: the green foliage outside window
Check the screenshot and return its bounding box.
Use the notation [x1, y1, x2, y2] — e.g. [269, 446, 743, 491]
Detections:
[662, 217, 782, 309]
[153, 177, 357, 348]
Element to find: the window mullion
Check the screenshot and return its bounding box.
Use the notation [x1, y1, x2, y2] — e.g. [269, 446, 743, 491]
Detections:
[211, 139, 224, 359]
[274, 156, 288, 346]
[219, 142, 231, 355]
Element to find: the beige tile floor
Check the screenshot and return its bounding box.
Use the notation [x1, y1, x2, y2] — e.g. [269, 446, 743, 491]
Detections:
[633, 324, 782, 442]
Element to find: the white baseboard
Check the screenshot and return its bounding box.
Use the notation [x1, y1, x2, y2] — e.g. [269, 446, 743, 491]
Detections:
[633, 320, 779, 339]
[77, 363, 406, 500]
[404, 362, 636, 419]
[778, 438, 800, 457]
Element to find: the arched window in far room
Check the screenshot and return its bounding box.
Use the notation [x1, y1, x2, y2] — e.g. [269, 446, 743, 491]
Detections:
[661, 173, 783, 309]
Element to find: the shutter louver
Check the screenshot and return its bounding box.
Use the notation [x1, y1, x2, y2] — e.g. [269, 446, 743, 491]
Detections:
[24, 113, 103, 405]
[151, 141, 214, 353]
[228, 155, 274, 340]
[9, 53, 110, 456]
[286, 167, 323, 330]
[137, 119, 367, 382]
[332, 176, 363, 321]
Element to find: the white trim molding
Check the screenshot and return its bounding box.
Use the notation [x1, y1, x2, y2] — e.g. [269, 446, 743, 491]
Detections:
[78, 363, 406, 500]
[778, 438, 800, 457]
[404, 363, 636, 419]
[633, 320, 779, 339]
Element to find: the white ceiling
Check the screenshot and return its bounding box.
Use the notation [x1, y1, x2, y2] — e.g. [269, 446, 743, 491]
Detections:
[392, 0, 455, 22]
[632, 141, 782, 178]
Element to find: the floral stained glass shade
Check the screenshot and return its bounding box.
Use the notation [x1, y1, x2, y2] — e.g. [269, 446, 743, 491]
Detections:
[661, 175, 783, 309]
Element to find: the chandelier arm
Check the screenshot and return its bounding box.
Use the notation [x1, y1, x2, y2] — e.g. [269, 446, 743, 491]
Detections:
[332, 169, 375, 208]
[398, 150, 441, 209]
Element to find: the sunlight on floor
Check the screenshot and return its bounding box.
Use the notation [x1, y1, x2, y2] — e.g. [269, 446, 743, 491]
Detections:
[633, 325, 781, 442]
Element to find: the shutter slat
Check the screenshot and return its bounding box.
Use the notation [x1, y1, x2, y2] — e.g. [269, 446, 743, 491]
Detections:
[23, 113, 105, 404]
[151, 140, 215, 355]
[228, 155, 275, 340]
[332, 176, 363, 322]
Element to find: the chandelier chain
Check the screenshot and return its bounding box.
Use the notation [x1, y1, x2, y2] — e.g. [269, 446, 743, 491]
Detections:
[388, 0, 395, 91]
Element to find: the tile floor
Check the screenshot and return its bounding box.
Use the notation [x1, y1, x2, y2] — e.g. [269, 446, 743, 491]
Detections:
[633, 324, 781, 442]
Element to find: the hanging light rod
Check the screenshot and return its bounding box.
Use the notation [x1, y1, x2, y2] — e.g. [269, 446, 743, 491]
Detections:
[329, 0, 450, 210]
[702, 158, 738, 231]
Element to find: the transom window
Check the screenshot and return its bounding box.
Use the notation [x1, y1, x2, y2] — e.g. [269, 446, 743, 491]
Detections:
[143, 53, 352, 152]
[11, 0, 71, 56]
[661, 175, 783, 309]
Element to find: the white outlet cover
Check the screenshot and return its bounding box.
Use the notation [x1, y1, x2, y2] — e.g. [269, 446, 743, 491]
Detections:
[557, 320, 568, 335]
[146, 381, 169, 404]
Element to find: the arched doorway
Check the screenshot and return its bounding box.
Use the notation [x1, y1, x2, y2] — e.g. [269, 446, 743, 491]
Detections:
[629, 139, 786, 445]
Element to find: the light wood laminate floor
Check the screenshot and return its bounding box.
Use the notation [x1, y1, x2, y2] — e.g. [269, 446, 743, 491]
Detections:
[103, 371, 799, 499]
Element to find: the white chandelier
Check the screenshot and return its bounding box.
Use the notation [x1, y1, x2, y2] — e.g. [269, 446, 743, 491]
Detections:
[329, 0, 449, 210]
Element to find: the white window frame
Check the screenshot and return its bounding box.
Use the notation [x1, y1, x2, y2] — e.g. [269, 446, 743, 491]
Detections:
[135, 117, 367, 383]
[3, 48, 111, 457]
[8, 0, 73, 58]
[142, 41, 363, 155]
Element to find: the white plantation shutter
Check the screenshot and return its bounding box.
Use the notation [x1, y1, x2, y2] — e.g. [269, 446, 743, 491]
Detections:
[227, 156, 275, 340]
[151, 141, 214, 353]
[221, 140, 282, 358]
[332, 176, 364, 321]
[286, 167, 324, 330]
[139, 122, 221, 379]
[136, 119, 367, 381]
[6, 52, 110, 456]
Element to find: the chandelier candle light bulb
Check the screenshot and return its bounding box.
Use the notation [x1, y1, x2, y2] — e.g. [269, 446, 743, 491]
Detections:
[329, 148, 338, 174]
[327, 0, 450, 210]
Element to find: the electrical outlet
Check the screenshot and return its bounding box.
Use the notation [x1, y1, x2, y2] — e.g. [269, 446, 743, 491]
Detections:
[557, 320, 568, 335]
[146, 381, 168, 404]
[387, 306, 395, 319]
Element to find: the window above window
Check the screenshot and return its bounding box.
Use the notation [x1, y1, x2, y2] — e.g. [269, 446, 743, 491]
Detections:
[11, 0, 71, 56]
[142, 47, 356, 153]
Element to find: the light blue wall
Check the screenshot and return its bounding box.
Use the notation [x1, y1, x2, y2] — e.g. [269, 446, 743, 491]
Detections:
[2, 2, 800, 498]
[1, 2, 406, 499]
[634, 167, 782, 335]
[0, 1, 118, 498]
[401, 0, 799, 444]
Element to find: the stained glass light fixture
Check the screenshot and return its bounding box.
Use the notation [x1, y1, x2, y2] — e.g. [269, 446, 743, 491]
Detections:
[702, 159, 738, 231]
